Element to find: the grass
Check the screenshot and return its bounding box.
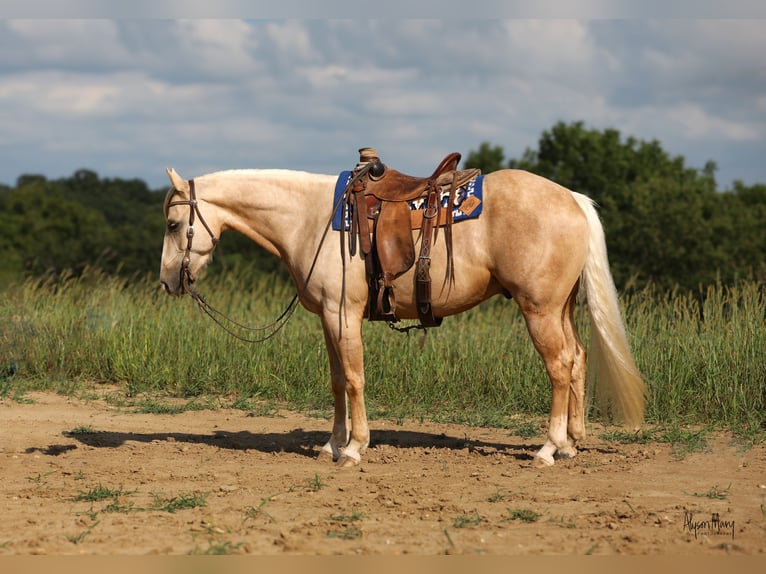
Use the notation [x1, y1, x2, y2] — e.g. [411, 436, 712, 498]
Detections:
[503, 508, 541, 523]
[102, 499, 137, 513]
[487, 490, 507, 503]
[600, 426, 711, 458]
[687, 484, 732, 500]
[1, 269, 765, 434]
[150, 492, 209, 513]
[67, 521, 100, 545]
[67, 425, 95, 435]
[69, 482, 210, 523]
[26, 471, 56, 485]
[326, 527, 362, 540]
[452, 512, 485, 528]
[330, 511, 365, 522]
[244, 495, 279, 524]
[190, 541, 245, 555]
[73, 484, 136, 503]
[326, 511, 365, 539]
[306, 473, 327, 492]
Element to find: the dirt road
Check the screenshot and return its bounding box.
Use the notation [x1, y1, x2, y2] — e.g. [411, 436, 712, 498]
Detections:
[1, 390, 764, 555]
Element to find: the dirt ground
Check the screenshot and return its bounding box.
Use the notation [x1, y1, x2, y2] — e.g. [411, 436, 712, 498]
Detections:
[1, 389, 764, 556]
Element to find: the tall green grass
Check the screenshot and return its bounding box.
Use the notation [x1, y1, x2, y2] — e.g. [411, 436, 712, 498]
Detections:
[627, 282, 766, 429]
[1, 269, 764, 432]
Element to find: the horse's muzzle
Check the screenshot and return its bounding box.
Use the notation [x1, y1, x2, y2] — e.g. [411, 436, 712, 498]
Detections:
[160, 280, 186, 296]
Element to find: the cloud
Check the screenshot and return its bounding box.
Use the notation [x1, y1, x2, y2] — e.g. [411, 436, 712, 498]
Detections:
[0, 19, 764, 190]
[2, 20, 130, 71]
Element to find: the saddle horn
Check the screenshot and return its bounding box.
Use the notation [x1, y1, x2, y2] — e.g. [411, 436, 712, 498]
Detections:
[358, 147, 386, 179]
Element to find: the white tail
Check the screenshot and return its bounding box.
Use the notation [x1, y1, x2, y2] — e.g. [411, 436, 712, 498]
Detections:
[572, 192, 646, 427]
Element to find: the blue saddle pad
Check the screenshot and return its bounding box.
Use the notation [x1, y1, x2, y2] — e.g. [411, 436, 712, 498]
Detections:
[331, 171, 484, 231]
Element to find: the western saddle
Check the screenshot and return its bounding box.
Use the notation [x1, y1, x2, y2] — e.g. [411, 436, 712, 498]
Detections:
[342, 147, 481, 328]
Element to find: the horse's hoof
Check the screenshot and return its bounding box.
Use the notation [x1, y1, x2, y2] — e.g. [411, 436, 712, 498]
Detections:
[532, 454, 555, 468]
[336, 454, 360, 468]
[555, 446, 578, 460]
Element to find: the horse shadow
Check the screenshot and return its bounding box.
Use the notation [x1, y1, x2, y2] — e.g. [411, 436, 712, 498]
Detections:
[56, 426, 549, 462]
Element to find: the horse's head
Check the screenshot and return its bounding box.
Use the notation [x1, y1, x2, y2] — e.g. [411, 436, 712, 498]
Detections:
[159, 168, 220, 296]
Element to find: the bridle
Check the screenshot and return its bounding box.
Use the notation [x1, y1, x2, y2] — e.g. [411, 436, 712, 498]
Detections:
[166, 179, 219, 294]
[165, 178, 298, 342]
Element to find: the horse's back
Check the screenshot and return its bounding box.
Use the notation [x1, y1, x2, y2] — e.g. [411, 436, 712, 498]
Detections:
[382, 169, 591, 318]
[479, 169, 591, 303]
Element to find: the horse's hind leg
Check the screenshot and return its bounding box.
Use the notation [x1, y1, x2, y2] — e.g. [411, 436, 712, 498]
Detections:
[521, 308, 578, 467]
[561, 281, 587, 457]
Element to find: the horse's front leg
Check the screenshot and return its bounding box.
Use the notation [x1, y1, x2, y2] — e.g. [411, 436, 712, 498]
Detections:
[319, 313, 369, 467]
[318, 325, 350, 462]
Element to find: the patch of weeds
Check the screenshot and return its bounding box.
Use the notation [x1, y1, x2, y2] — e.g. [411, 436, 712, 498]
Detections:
[103, 393, 127, 408]
[0, 540, 12, 550]
[548, 516, 576, 529]
[190, 540, 244, 555]
[75, 506, 99, 521]
[76, 389, 100, 402]
[1, 376, 34, 404]
[452, 511, 485, 529]
[599, 426, 709, 459]
[26, 470, 56, 485]
[151, 492, 209, 513]
[487, 490, 507, 503]
[731, 419, 765, 451]
[102, 499, 138, 513]
[330, 511, 365, 522]
[503, 508, 541, 523]
[67, 520, 100, 545]
[511, 420, 540, 439]
[244, 494, 279, 524]
[663, 427, 709, 458]
[66, 425, 95, 436]
[326, 526, 362, 540]
[686, 484, 732, 500]
[233, 397, 282, 418]
[307, 473, 327, 492]
[599, 428, 659, 444]
[183, 397, 218, 412]
[134, 399, 188, 415]
[73, 484, 135, 503]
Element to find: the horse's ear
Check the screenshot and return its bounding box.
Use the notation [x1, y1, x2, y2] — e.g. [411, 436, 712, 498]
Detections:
[166, 168, 190, 194]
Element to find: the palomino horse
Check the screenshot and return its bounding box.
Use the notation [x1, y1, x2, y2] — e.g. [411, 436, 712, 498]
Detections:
[159, 164, 646, 468]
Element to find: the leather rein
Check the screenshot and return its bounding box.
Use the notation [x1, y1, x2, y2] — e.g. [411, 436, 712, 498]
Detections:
[166, 179, 299, 343]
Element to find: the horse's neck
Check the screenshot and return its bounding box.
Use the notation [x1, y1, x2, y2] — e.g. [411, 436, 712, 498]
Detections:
[201, 170, 335, 259]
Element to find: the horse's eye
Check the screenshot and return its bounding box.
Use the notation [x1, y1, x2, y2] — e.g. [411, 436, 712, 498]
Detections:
[167, 221, 180, 233]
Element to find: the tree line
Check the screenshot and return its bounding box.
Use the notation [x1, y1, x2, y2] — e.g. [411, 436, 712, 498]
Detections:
[465, 121, 766, 292]
[1, 121, 764, 292]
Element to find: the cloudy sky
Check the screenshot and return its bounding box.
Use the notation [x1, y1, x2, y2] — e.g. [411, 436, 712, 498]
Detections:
[1, 15, 765, 191]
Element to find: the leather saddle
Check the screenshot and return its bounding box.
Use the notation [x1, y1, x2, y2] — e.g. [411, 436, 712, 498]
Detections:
[342, 147, 481, 328]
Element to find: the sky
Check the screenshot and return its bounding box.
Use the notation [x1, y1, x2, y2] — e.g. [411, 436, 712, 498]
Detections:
[1, 13, 765, 192]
